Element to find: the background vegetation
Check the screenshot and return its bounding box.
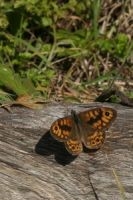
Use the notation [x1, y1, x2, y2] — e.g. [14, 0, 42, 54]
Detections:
[0, 0, 132, 107]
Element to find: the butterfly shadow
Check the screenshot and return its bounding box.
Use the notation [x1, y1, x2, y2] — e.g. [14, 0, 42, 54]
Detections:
[35, 130, 77, 165]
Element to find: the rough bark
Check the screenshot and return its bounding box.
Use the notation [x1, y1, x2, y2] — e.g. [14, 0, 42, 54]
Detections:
[0, 103, 133, 200]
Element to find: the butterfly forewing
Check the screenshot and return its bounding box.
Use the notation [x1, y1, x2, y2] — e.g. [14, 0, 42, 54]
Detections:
[97, 107, 117, 129]
[50, 116, 73, 142]
[78, 107, 117, 131]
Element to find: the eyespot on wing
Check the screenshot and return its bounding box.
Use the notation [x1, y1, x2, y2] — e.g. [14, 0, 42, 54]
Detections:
[50, 117, 73, 142]
[84, 130, 106, 149]
[65, 139, 83, 155]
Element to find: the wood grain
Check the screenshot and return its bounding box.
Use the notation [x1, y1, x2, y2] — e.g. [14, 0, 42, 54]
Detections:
[0, 103, 133, 200]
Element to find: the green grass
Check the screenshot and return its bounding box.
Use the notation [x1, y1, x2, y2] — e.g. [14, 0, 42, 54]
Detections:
[0, 0, 132, 106]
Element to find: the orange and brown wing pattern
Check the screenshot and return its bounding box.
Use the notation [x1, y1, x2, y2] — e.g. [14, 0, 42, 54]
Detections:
[65, 139, 83, 155]
[84, 130, 106, 149]
[50, 116, 73, 142]
[50, 107, 117, 155]
[78, 107, 117, 130]
[78, 107, 117, 150]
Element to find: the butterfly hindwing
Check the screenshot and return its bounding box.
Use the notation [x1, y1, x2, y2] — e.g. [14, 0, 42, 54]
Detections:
[65, 138, 83, 155]
[83, 130, 106, 149]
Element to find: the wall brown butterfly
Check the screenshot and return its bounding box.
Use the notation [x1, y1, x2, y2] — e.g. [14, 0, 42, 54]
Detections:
[50, 107, 117, 155]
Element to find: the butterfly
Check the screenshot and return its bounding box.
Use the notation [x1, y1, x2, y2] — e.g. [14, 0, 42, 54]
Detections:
[50, 107, 117, 155]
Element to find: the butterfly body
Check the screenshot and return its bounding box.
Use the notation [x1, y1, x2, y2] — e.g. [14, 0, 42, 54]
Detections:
[50, 107, 117, 155]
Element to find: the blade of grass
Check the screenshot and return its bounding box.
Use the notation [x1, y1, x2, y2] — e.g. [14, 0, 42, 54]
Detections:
[91, 0, 101, 38]
[105, 154, 127, 200]
[0, 66, 29, 95]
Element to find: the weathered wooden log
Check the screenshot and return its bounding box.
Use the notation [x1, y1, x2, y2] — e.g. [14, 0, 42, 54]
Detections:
[0, 103, 133, 200]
